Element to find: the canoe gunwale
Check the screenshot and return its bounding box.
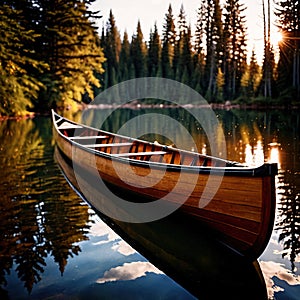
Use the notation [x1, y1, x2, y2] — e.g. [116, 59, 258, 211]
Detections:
[52, 111, 277, 178]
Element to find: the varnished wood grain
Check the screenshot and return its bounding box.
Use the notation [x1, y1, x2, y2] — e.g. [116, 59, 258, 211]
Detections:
[52, 110, 277, 260]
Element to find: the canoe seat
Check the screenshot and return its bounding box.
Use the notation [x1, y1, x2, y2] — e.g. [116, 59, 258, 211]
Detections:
[112, 151, 166, 157]
[85, 143, 132, 148]
[70, 135, 108, 140]
[58, 122, 83, 130]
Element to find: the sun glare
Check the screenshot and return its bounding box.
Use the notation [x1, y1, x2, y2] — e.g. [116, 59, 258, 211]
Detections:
[271, 30, 283, 46]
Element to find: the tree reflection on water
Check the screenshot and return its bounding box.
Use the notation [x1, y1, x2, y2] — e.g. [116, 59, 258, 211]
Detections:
[275, 143, 300, 272]
[0, 118, 92, 295]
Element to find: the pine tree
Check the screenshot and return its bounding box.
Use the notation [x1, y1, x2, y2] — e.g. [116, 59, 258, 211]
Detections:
[173, 5, 193, 83]
[196, 0, 223, 101]
[175, 25, 193, 85]
[35, 0, 105, 110]
[147, 23, 161, 77]
[222, 0, 248, 101]
[130, 20, 147, 78]
[173, 5, 186, 80]
[194, 0, 206, 56]
[119, 31, 132, 81]
[0, 3, 46, 116]
[193, 0, 207, 93]
[275, 0, 300, 102]
[161, 4, 176, 78]
[0, 0, 105, 114]
[216, 68, 225, 101]
[259, 45, 277, 99]
[241, 50, 261, 100]
[102, 9, 121, 89]
[181, 26, 193, 84]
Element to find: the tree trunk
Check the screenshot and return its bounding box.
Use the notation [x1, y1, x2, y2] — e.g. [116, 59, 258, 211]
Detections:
[262, 0, 272, 98]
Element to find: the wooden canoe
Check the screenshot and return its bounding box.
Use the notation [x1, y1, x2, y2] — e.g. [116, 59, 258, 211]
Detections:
[52, 110, 277, 260]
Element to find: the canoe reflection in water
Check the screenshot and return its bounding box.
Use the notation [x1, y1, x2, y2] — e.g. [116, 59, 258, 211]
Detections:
[54, 147, 268, 299]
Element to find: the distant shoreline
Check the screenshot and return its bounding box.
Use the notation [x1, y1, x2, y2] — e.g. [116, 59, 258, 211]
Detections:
[1, 102, 299, 121]
[84, 102, 300, 111]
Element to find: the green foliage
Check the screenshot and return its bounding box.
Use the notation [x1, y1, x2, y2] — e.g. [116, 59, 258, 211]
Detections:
[102, 9, 121, 88]
[0, 0, 105, 116]
[35, 0, 105, 109]
[197, 0, 224, 102]
[173, 6, 193, 83]
[0, 5, 46, 116]
[222, 0, 248, 100]
[275, 0, 300, 103]
[130, 20, 147, 78]
[148, 24, 162, 77]
[241, 50, 261, 99]
[119, 31, 132, 81]
[161, 4, 176, 78]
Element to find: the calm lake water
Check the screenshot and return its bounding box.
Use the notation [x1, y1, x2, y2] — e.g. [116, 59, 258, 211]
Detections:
[0, 107, 299, 299]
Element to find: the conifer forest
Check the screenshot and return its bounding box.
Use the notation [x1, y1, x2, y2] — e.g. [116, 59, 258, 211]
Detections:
[0, 0, 299, 116]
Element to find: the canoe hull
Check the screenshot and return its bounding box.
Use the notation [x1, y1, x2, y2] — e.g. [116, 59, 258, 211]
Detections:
[52, 110, 277, 260]
[54, 147, 268, 299]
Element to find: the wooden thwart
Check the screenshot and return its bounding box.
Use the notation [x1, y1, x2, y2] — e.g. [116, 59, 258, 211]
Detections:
[85, 143, 132, 148]
[112, 151, 167, 157]
[70, 135, 108, 140]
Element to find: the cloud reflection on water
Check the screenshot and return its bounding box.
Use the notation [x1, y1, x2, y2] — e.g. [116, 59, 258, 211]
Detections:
[89, 214, 119, 242]
[89, 215, 137, 256]
[96, 261, 163, 284]
[89, 216, 164, 286]
[112, 240, 136, 256]
[260, 260, 300, 299]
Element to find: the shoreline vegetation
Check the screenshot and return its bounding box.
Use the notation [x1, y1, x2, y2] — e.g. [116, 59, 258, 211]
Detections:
[0, 1, 299, 118]
[1, 101, 300, 122]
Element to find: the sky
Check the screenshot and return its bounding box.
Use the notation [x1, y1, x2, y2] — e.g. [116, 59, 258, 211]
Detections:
[91, 0, 281, 64]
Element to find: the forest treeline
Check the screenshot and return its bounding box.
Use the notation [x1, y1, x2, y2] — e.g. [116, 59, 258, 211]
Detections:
[0, 0, 299, 116]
